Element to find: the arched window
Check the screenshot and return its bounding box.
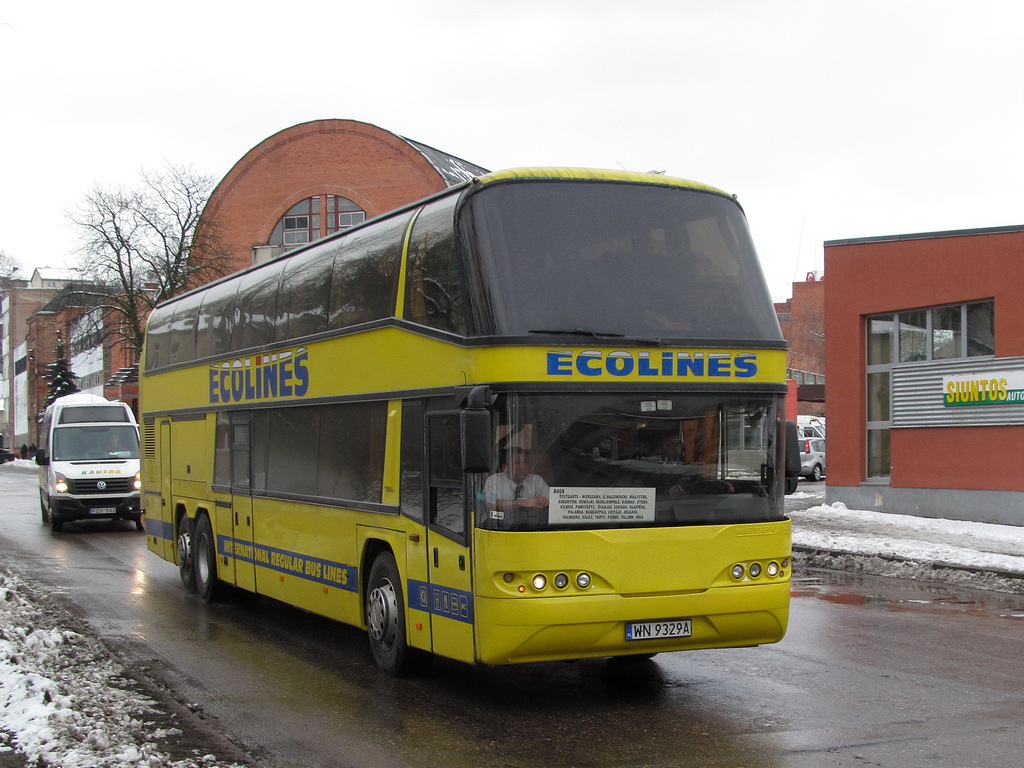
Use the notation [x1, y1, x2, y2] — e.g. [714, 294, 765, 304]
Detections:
[269, 195, 366, 247]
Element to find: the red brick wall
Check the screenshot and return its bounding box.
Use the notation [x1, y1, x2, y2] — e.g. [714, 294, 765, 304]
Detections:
[825, 228, 1024, 489]
[201, 120, 454, 275]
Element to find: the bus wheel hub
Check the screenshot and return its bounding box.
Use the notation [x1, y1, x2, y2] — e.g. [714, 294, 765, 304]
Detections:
[368, 579, 399, 648]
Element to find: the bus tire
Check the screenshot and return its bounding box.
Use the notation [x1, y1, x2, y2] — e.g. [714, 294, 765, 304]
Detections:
[177, 515, 197, 593]
[193, 514, 220, 603]
[366, 552, 417, 676]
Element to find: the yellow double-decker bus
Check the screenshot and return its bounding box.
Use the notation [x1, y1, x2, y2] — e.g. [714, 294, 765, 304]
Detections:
[141, 168, 791, 675]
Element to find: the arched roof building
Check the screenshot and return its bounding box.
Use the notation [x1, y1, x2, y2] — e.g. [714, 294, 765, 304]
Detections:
[202, 119, 488, 272]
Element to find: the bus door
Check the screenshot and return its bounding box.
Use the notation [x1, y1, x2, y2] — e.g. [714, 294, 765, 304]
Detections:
[221, 412, 256, 592]
[155, 419, 172, 560]
[423, 411, 475, 662]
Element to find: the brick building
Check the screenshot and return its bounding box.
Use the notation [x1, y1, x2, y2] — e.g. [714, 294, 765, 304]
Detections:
[825, 225, 1019, 526]
[775, 273, 825, 416]
[202, 119, 488, 272]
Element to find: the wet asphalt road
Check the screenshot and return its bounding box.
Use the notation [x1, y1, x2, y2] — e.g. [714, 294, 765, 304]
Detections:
[2, 465, 1022, 768]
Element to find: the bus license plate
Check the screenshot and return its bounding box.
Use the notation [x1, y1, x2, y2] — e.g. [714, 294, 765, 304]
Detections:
[626, 619, 692, 641]
[89, 507, 116, 515]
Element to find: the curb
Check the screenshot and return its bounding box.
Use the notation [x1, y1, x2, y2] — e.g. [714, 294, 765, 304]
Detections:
[792, 545, 1024, 594]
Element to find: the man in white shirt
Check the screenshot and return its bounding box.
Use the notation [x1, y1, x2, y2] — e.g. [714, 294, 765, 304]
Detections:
[484, 447, 550, 519]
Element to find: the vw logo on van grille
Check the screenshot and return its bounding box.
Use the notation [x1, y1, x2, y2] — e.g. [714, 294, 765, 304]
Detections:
[96, 480, 107, 490]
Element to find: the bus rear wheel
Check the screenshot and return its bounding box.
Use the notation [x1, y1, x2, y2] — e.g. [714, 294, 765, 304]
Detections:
[193, 515, 220, 603]
[366, 552, 422, 676]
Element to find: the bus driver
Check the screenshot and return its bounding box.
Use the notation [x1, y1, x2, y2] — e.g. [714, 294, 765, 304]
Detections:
[484, 447, 550, 520]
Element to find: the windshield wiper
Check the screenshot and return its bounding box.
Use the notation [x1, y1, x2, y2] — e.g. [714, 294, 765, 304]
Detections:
[528, 328, 670, 346]
[529, 328, 626, 338]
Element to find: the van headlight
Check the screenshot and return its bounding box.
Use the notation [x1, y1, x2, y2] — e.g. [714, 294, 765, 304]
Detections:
[55, 473, 69, 494]
[134, 471, 142, 490]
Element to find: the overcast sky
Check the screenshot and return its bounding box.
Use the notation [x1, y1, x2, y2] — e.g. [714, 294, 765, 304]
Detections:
[2, 0, 1022, 301]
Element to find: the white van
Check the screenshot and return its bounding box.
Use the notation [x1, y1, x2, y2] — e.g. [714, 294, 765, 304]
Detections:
[35, 393, 142, 532]
[796, 414, 826, 440]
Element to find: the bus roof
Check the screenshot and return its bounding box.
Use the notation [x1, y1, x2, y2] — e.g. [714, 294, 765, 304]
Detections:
[477, 167, 733, 199]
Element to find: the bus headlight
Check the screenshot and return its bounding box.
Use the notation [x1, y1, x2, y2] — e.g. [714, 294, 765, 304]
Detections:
[55, 473, 69, 494]
[749, 563, 762, 578]
[766, 561, 780, 577]
[731, 564, 745, 580]
[532, 574, 547, 591]
[576, 572, 591, 589]
[554, 573, 569, 590]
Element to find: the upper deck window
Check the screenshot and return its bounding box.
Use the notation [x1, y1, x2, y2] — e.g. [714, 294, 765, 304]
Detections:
[462, 181, 782, 343]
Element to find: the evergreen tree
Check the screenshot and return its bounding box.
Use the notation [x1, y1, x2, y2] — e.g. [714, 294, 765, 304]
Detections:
[44, 337, 80, 406]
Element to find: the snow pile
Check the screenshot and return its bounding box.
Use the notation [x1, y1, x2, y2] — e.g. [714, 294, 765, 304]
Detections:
[0, 568, 242, 768]
[792, 502, 1024, 593]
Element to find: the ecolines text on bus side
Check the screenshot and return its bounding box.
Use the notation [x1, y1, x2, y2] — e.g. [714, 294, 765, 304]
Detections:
[546, 350, 759, 378]
[209, 347, 310, 404]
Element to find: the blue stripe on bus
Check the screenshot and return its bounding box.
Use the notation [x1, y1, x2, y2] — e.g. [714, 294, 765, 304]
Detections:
[145, 517, 173, 541]
[217, 535, 358, 592]
[408, 579, 474, 625]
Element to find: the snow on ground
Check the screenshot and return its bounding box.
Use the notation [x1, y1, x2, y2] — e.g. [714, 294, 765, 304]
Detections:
[2, 468, 1021, 766]
[790, 489, 1024, 593]
[0, 567, 244, 768]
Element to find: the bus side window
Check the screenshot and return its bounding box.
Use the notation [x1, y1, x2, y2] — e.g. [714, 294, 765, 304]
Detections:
[427, 412, 465, 538]
[405, 197, 466, 335]
[400, 401, 424, 523]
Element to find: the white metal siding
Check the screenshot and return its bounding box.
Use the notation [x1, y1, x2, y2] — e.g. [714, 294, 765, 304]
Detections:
[893, 357, 1024, 427]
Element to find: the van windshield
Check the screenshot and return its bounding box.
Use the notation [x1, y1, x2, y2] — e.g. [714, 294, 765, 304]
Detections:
[52, 425, 140, 461]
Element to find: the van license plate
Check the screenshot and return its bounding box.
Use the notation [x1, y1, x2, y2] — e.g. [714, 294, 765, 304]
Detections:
[89, 507, 116, 515]
[626, 619, 692, 641]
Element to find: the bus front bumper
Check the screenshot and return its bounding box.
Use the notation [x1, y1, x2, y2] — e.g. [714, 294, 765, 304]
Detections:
[473, 580, 790, 666]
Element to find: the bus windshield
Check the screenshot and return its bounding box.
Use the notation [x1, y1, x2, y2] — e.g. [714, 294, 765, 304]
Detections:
[477, 392, 784, 531]
[464, 181, 782, 342]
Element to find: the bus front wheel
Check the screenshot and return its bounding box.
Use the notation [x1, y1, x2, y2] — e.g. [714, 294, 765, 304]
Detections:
[193, 515, 220, 603]
[177, 515, 196, 593]
[366, 552, 416, 676]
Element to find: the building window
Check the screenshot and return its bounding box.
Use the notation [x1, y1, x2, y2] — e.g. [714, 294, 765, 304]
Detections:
[270, 195, 366, 248]
[864, 300, 994, 480]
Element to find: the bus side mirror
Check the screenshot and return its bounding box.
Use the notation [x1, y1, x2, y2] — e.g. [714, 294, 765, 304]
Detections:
[784, 419, 801, 494]
[35, 449, 49, 466]
[461, 386, 492, 473]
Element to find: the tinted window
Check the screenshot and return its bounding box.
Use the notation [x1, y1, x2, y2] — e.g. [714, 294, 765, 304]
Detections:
[168, 292, 204, 366]
[59, 405, 130, 424]
[232, 263, 285, 351]
[317, 402, 386, 502]
[429, 412, 465, 537]
[405, 196, 467, 335]
[264, 407, 317, 495]
[328, 215, 408, 330]
[196, 280, 238, 359]
[464, 181, 782, 342]
[276, 243, 336, 341]
[254, 402, 387, 504]
[145, 305, 173, 371]
[400, 401, 424, 522]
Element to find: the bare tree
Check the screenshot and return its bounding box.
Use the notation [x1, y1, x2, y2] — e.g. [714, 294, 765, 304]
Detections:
[70, 163, 233, 356]
[0, 249, 23, 290]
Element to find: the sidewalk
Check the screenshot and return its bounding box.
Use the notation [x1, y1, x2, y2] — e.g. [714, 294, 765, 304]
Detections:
[787, 487, 1024, 593]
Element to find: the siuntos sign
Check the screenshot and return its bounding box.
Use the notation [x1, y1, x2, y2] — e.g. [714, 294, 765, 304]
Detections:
[943, 369, 1024, 406]
[209, 347, 310, 404]
[546, 349, 759, 378]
